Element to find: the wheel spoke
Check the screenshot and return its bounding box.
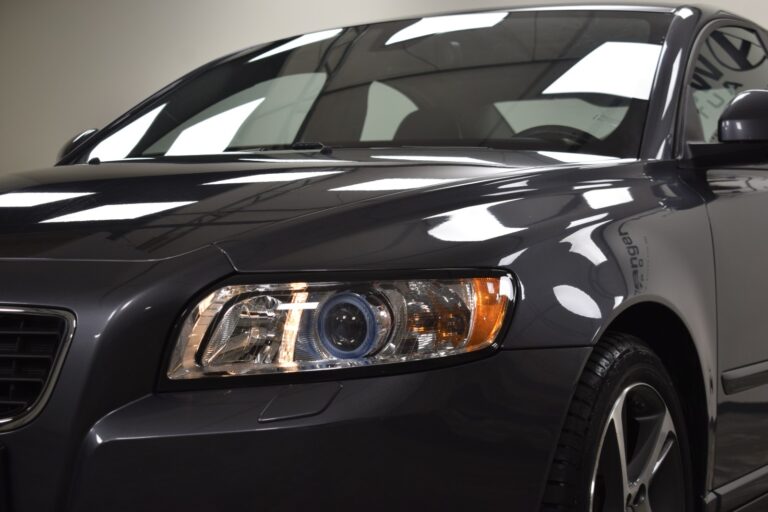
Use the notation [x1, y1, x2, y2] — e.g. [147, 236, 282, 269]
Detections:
[635, 409, 676, 488]
[592, 383, 681, 512]
[607, 390, 632, 502]
[636, 497, 653, 512]
[652, 434, 675, 478]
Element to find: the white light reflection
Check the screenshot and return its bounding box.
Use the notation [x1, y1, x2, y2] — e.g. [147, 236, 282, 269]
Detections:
[484, 190, 536, 197]
[498, 180, 529, 189]
[573, 183, 612, 190]
[426, 200, 526, 242]
[567, 213, 608, 229]
[538, 151, 621, 164]
[614, 296, 624, 309]
[371, 155, 499, 166]
[166, 98, 265, 156]
[553, 285, 602, 319]
[676, 7, 695, 19]
[241, 158, 354, 164]
[361, 81, 418, 141]
[560, 220, 610, 266]
[514, 6, 675, 12]
[277, 291, 309, 363]
[41, 201, 195, 223]
[386, 12, 507, 45]
[204, 171, 342, 185]
[498, 248, 527, 266]
[330, 178, 458, 192]
[583, 187, 633, 209]
[276, 302, 319, 311]
[249, 29, 343, 63]
[544, 42, 663, 100]
[499, 275, 514, 299]
[89, 104, 166, 162]
[662, 52, 682, 118]
[0, 192, 94, 207]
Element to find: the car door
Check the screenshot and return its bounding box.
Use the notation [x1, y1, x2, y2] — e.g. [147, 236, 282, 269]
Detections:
[683, 21, 768, 488]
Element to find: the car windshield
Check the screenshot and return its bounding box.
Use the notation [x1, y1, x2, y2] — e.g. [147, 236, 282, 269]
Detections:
[81, 10, 672, 162]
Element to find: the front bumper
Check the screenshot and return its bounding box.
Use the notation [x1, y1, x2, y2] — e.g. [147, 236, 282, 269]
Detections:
[0, 250, 590, 510]
[69, 347, 589, 511]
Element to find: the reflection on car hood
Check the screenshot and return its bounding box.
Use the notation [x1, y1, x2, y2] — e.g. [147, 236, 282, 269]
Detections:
[0, 149, 625, 261]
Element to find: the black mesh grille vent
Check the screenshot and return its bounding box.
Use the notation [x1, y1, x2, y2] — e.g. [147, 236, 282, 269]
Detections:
[0, 311, 69, 421]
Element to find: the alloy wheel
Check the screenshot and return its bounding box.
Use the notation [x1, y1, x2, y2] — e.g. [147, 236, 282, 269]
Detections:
[590, 383, 685, 512]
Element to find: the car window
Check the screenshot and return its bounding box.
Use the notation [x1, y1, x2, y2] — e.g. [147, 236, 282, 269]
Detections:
[140, 73, 327, 158]
[687, 26, 768, 143]
[360, 81, 418, 141]
[495, 98, 630, 140]
[80, 10, 673, 162]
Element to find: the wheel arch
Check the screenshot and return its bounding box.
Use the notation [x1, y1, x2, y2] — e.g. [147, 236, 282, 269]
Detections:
[604, 300, 710, 503]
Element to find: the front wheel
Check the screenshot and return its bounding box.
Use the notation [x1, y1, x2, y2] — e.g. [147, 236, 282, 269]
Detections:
[542, 333, 694, 512]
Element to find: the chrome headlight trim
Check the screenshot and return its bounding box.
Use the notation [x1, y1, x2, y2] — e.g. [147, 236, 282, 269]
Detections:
[166, 271, 515, 382]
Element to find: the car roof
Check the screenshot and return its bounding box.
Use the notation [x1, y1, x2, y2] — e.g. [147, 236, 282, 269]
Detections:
[354, 4, 753, 30]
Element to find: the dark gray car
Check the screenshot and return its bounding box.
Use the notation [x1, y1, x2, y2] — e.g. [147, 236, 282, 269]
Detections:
[2, 3, 768, 511]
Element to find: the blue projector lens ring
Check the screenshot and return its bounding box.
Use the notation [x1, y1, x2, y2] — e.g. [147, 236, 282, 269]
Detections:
[317, 292, 379, 359]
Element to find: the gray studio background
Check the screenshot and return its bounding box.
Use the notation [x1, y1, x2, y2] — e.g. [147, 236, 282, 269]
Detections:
[0, 0, 763, 173]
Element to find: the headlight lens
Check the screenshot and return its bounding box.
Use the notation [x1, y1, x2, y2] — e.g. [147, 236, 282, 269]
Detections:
[168, 275, 513, 380]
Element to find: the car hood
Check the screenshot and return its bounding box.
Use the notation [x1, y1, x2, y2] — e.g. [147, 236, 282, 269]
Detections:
[0, 149, 627, 263]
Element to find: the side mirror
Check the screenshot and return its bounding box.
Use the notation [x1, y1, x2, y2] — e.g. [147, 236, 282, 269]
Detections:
[57, 129, 98, 162]
[719, 89, 768, 143]
[687, 90, 768, 165]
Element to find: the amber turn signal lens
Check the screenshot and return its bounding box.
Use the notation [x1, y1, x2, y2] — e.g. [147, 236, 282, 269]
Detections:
[467, 277, 511, 349]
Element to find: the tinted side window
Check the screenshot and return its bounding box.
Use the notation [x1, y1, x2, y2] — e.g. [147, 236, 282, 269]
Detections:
[688, 26, 768, 142]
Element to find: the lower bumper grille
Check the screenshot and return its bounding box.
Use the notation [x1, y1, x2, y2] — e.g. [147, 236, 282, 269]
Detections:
[0, 308, 74, 429]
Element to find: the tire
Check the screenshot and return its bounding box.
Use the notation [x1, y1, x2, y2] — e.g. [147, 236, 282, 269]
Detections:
[541, 332, 694, 512]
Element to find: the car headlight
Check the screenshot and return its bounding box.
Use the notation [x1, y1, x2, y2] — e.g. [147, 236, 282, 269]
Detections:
[167, 275, 513, 380]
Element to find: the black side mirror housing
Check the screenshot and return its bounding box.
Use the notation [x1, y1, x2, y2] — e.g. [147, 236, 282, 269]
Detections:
[719, 89, 768, 143]
[687, 90, 768, 166]
[57, 129, 98, 162]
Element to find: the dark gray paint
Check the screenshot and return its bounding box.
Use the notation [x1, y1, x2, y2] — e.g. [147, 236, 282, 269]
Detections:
[722, 360, 768, 395]
[0, 3, 766, 510]
[69, 348, 590, 511]
[679, 13, 768, 494]
[719, 90, 768, 142]
[704, 168, 768, 486]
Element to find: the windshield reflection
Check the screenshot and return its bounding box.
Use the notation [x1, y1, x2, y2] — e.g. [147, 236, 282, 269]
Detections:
[89, 104, 166, 162]
[73, 10, 672, 163]
[249, 29, 343, 62]
[166, 99, 265, 156]
[543, 42, 662, 100]
[385, 12, 508, 45]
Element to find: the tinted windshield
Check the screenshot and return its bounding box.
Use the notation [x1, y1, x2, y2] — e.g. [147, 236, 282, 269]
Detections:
[80, 10, 672, 162]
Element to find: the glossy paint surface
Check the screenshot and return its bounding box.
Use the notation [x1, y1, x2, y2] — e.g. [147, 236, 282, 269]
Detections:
[71, 348, 591, 510]
[704, 168, 768, 486]
[0, 4, 767, 511]
[682, 14, 768, 500]
[0, 150, 613, 260]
